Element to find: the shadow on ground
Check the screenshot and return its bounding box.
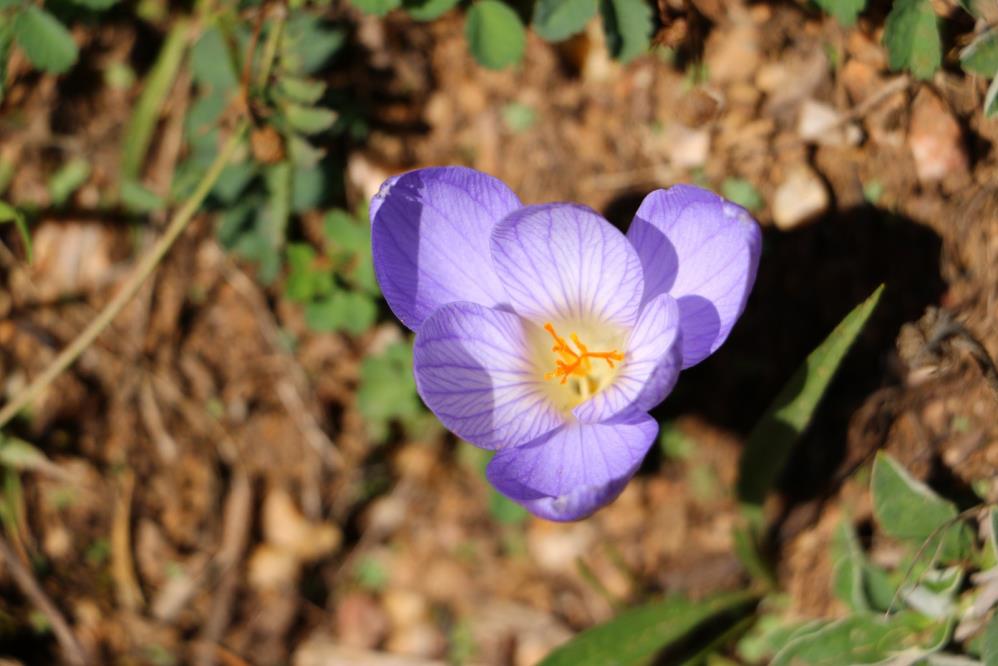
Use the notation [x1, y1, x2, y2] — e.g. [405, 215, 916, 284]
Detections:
[604, 194, 946, 503]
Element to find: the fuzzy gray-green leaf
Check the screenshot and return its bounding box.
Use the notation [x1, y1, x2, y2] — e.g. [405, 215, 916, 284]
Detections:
[872, 452, 972, 562]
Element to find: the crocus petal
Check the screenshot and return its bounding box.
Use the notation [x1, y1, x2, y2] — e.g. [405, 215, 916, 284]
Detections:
[371, 167, 522, 331]
[486, 411, 658, 521]
[627, 185, 761, 368]
[491, 204, 645, 329]
[572, 293, 681, 422]
[413, 301, 564, 450]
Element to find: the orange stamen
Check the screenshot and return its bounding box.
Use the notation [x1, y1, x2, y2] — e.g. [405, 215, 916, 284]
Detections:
[542, 323, 623, 384]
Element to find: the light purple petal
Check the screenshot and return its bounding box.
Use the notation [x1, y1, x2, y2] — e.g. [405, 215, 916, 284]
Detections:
[413, 301, 564, 450]
[371, 167, 522, 331]
[572, 294, 681, 422]
[627, 185, 761, 368]
[491, 204, 645, 328]
[486, 411, 658, 521]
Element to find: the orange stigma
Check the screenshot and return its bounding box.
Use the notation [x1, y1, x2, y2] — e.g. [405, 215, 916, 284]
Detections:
[543, 323, 623, 384]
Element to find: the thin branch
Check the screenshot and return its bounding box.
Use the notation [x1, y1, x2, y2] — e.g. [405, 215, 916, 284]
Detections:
[0, 534, 89, 666]
[886, 504, 990, 616]
[0, 121, 249, 429]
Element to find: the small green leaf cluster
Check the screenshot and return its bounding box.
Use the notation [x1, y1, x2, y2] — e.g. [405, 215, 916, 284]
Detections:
[0, 0, 120, 81]
[815, 0, 998, 117]
[183, 9, 356, 286]
[545, 289, 995, 665]
[740, 452, 997, 665]
[812, 0, 943, 80]
[357, 342, 431, 443]
[284, 207, 379, 335]
[346, 0, 653, 69]
[0, 0, 118, 107]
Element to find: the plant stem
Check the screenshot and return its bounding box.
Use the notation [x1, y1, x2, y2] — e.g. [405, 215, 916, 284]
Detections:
[120, 18, 191, 183]
[0, 121, 249, 429]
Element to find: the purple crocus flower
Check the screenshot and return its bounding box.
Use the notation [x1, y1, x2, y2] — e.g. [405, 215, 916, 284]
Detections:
[371, 167, 761, 521]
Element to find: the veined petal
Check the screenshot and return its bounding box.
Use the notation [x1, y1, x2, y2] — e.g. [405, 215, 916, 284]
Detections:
[413, 302, 564, 450]
[491, 204, 645, 329]
[486, 411, 658, 521]
[627, 185, 761, 368]
[573, 293, 681, 422]
[371, 167, 521, 331]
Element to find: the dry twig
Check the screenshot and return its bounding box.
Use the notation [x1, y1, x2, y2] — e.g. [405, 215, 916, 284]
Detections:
[0, 534, 89, 666]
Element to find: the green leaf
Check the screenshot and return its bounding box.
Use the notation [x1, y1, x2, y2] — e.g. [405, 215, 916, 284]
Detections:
[68, 0, 120, 9]
[831, 520, 868, 612]
[737, 613, 814, 664]
[533, 0, 598, 41]
[120, 179, 165, 214]
[814, 0, 866, 26]
[771, 612, 952, 665]
[285, 243, 333, 303]
[501, 102, 537, 132]
[186, 92, 228, 140]
[538, 591, 759, 666]
[862, 562, 896, 612]
[984, 613, 998, 666]
[47, 158, 91, 206]
[0, 199, 32, 262]
[348, 0, 401, 15]
[305, 290, 377, 334]
[0, 435, 59, 474]
[599, 0, 652, 63]
[191, 25, 238, 91]
[871, 451, 956, 540]
[985, 76, 998, 118]
[358, 342, 424, 441]
[324, 209, 379, 294]
[871, 452, 972, 562]
[902, 566, 962, 619]
[263, 161, 292, 251]
[489, 489, 529, 524]
[465, 0, 526, 69]
[404, 0, 462, 21]
[987, 506, 998, 565]
[122, 20, 189, 180]
[282, 15, 345, 75]
[212, 162, 257, 205]
[721, 177, 763, 212]
[0, 20, 13, 105]
[883, 0, 941, 80]
[323, 209, 368, 255]
[13, 7, 78, 74]
[234, 226, 281, 285]
[737, 285, 884, 507]
[960, 29, 998, 77]
[277, 76, 327, 105]
[283, 104, 338, 135]
[287, 134, 325, 168]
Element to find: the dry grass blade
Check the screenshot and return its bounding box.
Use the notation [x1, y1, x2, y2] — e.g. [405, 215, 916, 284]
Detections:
[0, 534, 89, 665]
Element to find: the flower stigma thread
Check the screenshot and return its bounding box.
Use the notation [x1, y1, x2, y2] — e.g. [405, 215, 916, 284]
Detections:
[543, 323, 624, 385]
